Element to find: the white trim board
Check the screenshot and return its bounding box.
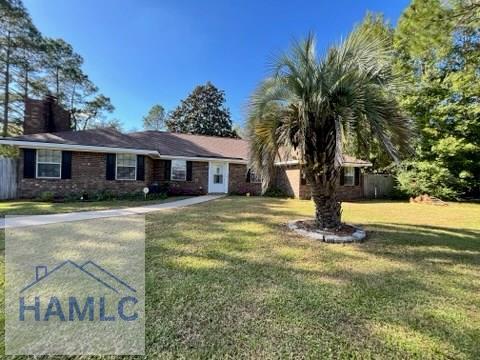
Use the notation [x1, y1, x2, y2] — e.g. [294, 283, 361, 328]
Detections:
[159, 155, 247, 164]
[0, 139, 157, 156]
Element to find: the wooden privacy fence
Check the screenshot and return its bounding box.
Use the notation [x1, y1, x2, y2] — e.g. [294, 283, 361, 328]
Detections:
[363, 174, 393, 199]
[0, 156, 18, 199]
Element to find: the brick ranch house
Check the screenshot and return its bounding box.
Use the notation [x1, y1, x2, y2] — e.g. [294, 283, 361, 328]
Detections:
[0, 128, 262, 198]
[274, 155, 372, 200]
[0, 127, 371, 200]
[0, 97, 371, 200]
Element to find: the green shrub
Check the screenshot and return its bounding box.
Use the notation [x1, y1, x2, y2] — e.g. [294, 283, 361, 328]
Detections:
[64, 193, 82, 202]
[146, 192, 168, 201]
[93, 190, 116, 201]
[37, 191, 55, 202]
[395, 161, 459, 200]
[38, 190, 169, 203]
[263, 186, 290, 198]
[389, 182, 410, 200]
[119, 191, 144, 200]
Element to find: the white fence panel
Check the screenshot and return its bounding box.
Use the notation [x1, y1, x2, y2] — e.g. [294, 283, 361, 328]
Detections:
[363, 174, 393, 199]
[0, 157, 18, 199]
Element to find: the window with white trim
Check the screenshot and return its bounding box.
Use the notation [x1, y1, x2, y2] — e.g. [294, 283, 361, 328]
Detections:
[249, 170, 262, 183]
[171, 159, 187, 181]
[116, 153, 137, 180]
[344, 166, 355, 186]
[37, 149, 61, 178]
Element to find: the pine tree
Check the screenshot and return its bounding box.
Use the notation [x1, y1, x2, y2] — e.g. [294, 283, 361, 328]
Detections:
[167, 82, 237, 138]
[143, 104, 166, 130]
[0, 0, 115, 135]
[0, 0, 41, 135]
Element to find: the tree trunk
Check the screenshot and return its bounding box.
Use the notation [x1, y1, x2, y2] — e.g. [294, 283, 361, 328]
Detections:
[70, 83, 77, 129]
[24, 70, 29, 100]
[2, 32, 11, 137]
[310, 175, 342, 229]
[55, 67, 59, 97]
[305, 115, 342, 229]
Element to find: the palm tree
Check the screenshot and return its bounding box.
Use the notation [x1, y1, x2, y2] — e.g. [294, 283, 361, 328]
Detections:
[248, 27, 411, 229]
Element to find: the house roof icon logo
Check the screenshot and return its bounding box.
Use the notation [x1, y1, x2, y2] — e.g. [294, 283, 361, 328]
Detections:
[20, 260, 137, 294]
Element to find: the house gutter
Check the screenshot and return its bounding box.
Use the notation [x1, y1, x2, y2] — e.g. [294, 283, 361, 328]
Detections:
[274, 160, 372, 167]
[0, 139, 158, 156]
[158, 155, 247, 164]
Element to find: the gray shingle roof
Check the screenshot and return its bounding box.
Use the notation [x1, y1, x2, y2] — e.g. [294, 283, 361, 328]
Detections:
[7, 128, 250, 160]
[4, 128, 370, 165]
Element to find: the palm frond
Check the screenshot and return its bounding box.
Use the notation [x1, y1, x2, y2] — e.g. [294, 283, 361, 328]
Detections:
[248, 25, 412, 190]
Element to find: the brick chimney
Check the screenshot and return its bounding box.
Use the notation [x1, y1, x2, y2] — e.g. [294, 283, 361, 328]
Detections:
[24, 95, 72, 135]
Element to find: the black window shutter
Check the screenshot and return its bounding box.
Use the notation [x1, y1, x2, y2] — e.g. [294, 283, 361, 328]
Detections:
[186, 161, 193, 181]
[106, 153, 116, 180]
[246, 169, 251, 183]
[354, 168, 360, 186]
[339, 168, 345, 186]
[137, 155, 145, 181]
[23, 148, 36, 178]
[164, 160, 171, 180]
[61, 151, 72, 179]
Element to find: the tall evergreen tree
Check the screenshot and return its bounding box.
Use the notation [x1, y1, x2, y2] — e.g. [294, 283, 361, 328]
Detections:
[0, 0, 114, 136]
[74, 94, 115, 130]
[167, 82, 237, 137]
[42, 38, 83, 103]
[143, 104, 166, 130]
[0, 0, 40, 135]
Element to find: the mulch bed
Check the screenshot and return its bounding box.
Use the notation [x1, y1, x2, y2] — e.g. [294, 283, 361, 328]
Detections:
[295, 220, 357, 236]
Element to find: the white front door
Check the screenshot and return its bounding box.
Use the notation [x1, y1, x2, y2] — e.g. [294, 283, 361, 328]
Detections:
[208, 162, 228, 193]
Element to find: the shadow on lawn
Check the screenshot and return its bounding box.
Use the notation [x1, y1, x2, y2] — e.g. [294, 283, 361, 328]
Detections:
[362, 223, 480, 263]
[144, 199, 480, 357]
[1, 197, 477, 357]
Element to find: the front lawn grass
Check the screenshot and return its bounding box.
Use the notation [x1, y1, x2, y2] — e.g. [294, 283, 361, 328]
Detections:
[1, 197, 479, 358]
[0, 196, 189, 217]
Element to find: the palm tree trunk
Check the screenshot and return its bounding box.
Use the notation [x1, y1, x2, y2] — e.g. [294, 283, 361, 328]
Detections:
[310, 176, 342, 229]
[305, 116, 342, 229]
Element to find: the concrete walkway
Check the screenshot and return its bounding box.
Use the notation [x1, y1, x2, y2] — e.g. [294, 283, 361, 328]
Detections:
[1, 195, 224, 229]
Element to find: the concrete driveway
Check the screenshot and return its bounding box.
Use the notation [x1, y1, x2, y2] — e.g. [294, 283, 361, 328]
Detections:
[1, 195, 224, 229]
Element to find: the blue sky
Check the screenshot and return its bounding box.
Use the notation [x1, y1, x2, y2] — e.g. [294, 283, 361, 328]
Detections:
[24, 0, 409, 131]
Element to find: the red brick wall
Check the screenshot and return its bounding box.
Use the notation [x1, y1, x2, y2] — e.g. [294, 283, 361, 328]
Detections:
[18, 150, 261, 198]
[274, 165, 300, 198]
[228, 163, 261, 195]
[24, 97, 71, 134]
[18, 150, 152, 199]
[151, 159, 208, 195]
[274, 165, 364, 200]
